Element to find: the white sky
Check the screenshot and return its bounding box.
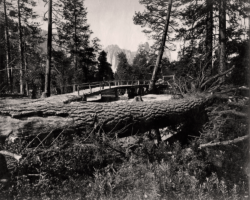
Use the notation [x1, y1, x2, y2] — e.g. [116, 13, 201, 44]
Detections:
[33, 0, 151, 51]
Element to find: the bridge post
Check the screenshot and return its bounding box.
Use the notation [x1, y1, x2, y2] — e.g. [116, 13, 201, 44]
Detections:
[141, 87, 144, 95]
[102, 81, 104, 89]
[100, 83, 101, 90]
[73, 84, 77, 92]
[82, 94, 86, 101]
[136, 88, 140, 95]
[138, 80, 140, 85]
[115, 89, 118, 98]
[109, 81, 111, 89]
[123, 89, 128, 98]
[61, 86, 64, 94]
[77, 85, 80, 96]
[89, 83, 92, 93]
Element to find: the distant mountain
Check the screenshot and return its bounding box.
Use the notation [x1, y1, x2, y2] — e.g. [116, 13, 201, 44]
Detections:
[104, 44, 137, 72]
[104, 42, 174, 72]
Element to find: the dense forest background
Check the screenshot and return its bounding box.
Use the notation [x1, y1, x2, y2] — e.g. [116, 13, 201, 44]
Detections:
[1, 0, 248, 97]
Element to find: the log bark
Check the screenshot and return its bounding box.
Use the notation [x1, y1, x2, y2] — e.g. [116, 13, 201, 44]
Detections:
[0, 94, 216, 142]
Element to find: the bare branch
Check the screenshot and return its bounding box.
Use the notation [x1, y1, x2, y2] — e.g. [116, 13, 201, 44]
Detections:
[201, 66, 235, 89]
[199, 135, 249, 148]
[218, 110, 248, 118]
[228, 102, 248, 109]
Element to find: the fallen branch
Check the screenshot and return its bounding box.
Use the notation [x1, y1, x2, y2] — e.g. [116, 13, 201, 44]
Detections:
[228, 102, 248, 109]
[0, 150, 22, 162]
[201, 66, 235, 89]
[218, 110, 248, 118]
[199, 135, 249, 148]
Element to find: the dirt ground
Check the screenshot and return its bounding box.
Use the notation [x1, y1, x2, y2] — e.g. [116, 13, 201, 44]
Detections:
[0, 97, 32, 105]
[0, 94, 173, 106]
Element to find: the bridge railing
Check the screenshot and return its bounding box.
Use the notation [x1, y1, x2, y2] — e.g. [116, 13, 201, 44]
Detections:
[71, 80, 151, 95]
[53, 78, 172, 96]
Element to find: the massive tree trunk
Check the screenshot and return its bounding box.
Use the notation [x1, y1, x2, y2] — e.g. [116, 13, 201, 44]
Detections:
[18, 0, 25, 94]
[44, 0, 52, 97]
[148, 0, 173, 93]
[0, 94, 216, 143]
[4, 0, 12, 93]
[219, 0, 226, 83]
[205, 0, 213, 74]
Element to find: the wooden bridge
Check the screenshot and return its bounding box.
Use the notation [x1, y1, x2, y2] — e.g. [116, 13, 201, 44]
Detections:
[70, 80, 151, 101]
[49, 76, 174, 103]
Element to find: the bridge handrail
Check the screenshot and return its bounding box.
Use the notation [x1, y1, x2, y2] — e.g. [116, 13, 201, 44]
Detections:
[77, 80, 150, 85]
[57, 79, 167, 96]
[72, 80, 152, 95]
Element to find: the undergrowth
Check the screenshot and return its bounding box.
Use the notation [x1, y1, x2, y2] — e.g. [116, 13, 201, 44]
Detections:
[0, 93, 249, 200]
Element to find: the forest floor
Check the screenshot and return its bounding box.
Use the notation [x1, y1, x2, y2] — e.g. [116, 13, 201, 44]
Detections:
[0, 96, 31, 105]
[0, 94, 173, 105]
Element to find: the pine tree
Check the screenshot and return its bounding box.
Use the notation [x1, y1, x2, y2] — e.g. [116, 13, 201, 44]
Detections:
[3, 0, 12, 92]
[97, 50, 113, 81]
[116, 52, 132, 80]
[132, 47, 149, 80]
[133, 0, 178, 51]
[219, 0, 226, 83]
[205, 0, 213, 73]
[2, 0, 42, 94]
[44, 0, 52, 97]
[134, 0, 174, 92]
[56, 0, 92, 83]
[17, 0, 25, 94]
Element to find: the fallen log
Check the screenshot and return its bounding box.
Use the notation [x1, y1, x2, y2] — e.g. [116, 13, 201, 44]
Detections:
[0, 94, 217, 143]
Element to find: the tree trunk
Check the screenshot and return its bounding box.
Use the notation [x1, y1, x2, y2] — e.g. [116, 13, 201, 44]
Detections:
[148, 0, 173, 93]
[44, 0, 52, 97]
[18, 0, 25, 94]
[4, 0, 12, 93]
[25, 54, 29, 96]
[74, 13, 77, 83]
[219, 0, 226, 83]
[0, 94, 216, 142]
[205, 0, 213, 74]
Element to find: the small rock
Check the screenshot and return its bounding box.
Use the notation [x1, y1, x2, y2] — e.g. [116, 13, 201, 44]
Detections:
[171, 94, 184, 99]
[41, 92, 48, 98]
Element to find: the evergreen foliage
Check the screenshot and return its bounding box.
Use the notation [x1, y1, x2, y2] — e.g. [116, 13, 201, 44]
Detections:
[116, 52, 132, 80]
[97, 50, 114, 81]
[132, 48, 149, 80]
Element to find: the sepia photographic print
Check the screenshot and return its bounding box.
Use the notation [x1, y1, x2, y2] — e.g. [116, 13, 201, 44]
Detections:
[0, 0, 249, 199]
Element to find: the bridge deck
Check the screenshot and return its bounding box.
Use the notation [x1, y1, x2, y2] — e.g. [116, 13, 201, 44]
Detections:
[77, 84, 148, 96]
[32, 79, 172, 104]
[31, 84, 149, 104]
